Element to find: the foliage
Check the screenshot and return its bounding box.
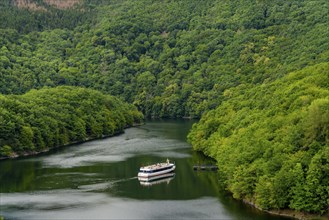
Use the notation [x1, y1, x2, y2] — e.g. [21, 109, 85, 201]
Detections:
[0, 0, 328, 118]
[0, 0, 328, 214]
[0, 0, 101, 33]
[188, 63, 329, 213]
[0, 86, 143, 157]
[0, 145, 14, 157]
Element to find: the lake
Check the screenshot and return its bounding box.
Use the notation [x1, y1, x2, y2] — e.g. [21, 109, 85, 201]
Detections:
[0, 119, 291, 219]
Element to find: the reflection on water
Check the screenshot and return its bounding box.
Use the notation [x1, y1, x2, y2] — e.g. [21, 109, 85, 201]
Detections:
[0, 119, 291, 220]
[139, 172, 175, 186]
[1, 191, 231, 220]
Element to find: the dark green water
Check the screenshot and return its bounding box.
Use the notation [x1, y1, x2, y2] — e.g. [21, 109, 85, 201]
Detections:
[0, 119, 291, 219]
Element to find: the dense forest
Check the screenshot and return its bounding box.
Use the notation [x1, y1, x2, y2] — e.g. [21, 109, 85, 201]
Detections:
[0, 0, 328, 216]
[0, 86, 143, 158]
[1, 0, 328, 118]
[188, 63, 329, 213]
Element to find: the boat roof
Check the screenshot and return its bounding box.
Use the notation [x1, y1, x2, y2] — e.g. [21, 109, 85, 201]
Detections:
[140, 162, 174, 171]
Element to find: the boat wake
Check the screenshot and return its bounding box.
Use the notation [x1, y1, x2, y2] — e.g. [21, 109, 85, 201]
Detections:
[78, 177, 138, 192]
[113, 176, 138, 183]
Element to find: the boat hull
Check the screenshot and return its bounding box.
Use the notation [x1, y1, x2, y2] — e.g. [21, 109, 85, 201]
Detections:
[139, 172, 175, 184]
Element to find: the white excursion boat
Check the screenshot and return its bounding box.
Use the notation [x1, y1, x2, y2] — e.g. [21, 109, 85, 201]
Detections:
[138, 159, 175, 182]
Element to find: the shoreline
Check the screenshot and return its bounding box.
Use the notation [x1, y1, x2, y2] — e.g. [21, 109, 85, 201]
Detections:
[194, 150, 328, 220]
[266, 209, 329, 220]
[242, 195, 329, 220]
[2, 122, 327, 220]
[0, 123, 144, 161]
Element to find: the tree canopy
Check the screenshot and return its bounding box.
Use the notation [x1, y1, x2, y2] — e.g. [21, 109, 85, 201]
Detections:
[188, 63, 329, 213]
[0, 0, 328, 215]
[0, 0, 328, 118]
[0, 86, 143, 157]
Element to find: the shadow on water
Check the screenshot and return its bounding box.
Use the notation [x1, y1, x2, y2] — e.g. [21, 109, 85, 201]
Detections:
[0, 119, 292, 220]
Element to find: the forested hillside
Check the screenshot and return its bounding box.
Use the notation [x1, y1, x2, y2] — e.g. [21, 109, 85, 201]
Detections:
[0, 0, 328, 118]
[0, 0, 94, 33]
[0, 0, 328, 216]
[0, 86, 143, 158]
[188, 63, 329, 213]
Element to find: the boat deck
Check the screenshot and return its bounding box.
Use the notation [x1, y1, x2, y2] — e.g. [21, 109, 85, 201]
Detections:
[141, 163, 170, 170]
